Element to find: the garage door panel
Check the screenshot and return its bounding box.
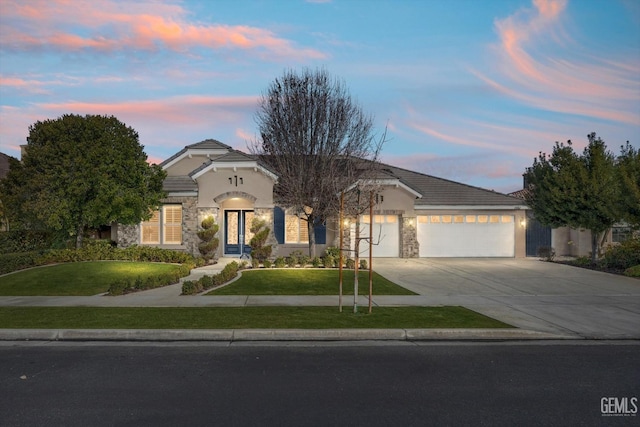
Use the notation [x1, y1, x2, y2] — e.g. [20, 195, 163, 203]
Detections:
[418, 215, 514, 257]
[352, 217, 399, 258]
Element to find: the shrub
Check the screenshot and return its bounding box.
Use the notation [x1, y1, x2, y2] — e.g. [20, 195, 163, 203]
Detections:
[346, 258, 355, 269]
[239, 260, 249, 270]
[298, 254, 311, 268]
[0, 230, 56, 254]
[360, 259, 368, 270]
[571, 256, 592, 267]
[624, 265, 640, 278]
[181, 280, 201, 295]
[600, 237, 640, 270]
[323, 255, 334, 268]
[537, 246, 556, 262]
[311, 256, 321, 268]
[274, 257, 286, 268]
[199, 275, 214, 288]
[252, 258, 260, 269]
[108, 279, 131, 296]
[197, 216, 219, 262]
[248, 218, 272, 262]
[286, 255, 297, 268]
[263, 259, 272, 269]
[0, 251, 44, 275]
[287, 250, 304, 268]
[324, 247, 340, 258]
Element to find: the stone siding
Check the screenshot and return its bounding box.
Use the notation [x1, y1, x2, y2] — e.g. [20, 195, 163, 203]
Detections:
[401, 216, 419, 258]
[116, 224, 140, 248]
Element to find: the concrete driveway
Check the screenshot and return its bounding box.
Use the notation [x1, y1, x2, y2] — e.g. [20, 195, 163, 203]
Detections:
[373, 258, 640, 339]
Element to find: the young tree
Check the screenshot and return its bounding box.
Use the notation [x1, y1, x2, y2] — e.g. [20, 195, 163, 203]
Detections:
[525, 133, 621, 263]
[250, 67, 384, 257]
[0, 114, 166, 248]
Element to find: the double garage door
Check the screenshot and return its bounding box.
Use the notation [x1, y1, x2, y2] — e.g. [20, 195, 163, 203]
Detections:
[351, 214, 515, 257]
[417, 214, 515, 257]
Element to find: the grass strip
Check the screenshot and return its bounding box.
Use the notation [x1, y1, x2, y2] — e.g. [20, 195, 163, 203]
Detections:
[207, 269, 417, 296]
[0, 262, 184, 296]
[0, 306, 511, 329]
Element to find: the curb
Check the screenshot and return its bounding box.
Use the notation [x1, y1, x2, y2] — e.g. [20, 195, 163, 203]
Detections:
[0, 328, 578, 342]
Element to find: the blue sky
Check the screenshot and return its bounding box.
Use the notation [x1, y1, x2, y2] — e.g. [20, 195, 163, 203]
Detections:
[1, 0, 638, 193]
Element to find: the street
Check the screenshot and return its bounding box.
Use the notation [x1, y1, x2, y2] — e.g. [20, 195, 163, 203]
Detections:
[1, 341, 638, 426]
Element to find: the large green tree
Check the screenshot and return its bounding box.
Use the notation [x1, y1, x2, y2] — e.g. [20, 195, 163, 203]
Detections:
[525, 133, 623, 262]
[618, 142, 640, 228]
[0, 114, 166, 248]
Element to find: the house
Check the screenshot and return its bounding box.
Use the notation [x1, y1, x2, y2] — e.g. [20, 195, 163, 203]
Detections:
[115, 139, 529, 258]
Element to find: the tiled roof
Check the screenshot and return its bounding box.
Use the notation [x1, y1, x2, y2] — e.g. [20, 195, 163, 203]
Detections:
[213, 150, 255, 162]
[381, 163, 524, 206]
[508, 188, 529, 200]
[186, 139, 231, 150]
[160, 139, 232, 167]
[163, 176, 197, 193]
[189, 150, 278, 178]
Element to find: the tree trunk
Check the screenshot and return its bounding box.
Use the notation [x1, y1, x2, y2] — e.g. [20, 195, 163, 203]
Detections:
[354, 217, 360, 313]
[307, 217, 316, 258]
[590, 231, 598, 265]
[76, 224, 84, 249]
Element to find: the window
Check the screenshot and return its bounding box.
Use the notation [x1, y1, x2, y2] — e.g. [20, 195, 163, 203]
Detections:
[285, 214, 309, 243]
[489, 215, 500, 223]
[466, 215, 476, 223]
[141, 210, 160, 244]
[163, 206, 182, 244]
[454, 215, 464, 223]
[478, 215, 488, 223]
[418, 216, 429, 224]
[141, 205, 182, 245]
[442, 215, 452, 223]
[501, 215, 513, 223]
[430, 215, 440, 223]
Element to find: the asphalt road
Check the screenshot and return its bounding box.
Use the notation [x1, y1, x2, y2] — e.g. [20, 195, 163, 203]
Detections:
[1, 342, 638, 426]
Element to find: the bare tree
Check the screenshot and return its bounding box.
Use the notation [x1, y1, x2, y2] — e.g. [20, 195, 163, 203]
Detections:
[250, 67, 385, 256]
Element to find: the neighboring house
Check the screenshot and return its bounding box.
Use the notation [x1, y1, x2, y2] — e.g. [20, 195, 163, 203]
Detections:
[509, 187, 629, 257]
[115, 139, 529, 258]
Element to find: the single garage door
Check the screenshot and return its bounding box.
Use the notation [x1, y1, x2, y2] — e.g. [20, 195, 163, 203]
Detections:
[351, 215, 400, 257]
[417, 214, 515, 257]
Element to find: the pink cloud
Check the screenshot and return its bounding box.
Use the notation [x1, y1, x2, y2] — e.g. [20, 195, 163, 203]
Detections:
[477, 0, 640, 126]
[1, 0, 326, 60]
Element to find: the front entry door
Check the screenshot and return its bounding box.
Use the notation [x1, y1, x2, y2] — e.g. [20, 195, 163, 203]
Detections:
[224, 210, 254, 256]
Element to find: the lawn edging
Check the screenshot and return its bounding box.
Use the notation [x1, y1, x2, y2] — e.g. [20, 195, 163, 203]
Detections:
[0, 328, 576, 342]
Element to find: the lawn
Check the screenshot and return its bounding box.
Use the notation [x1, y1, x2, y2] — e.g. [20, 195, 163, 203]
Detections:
[0, 261, 184, 296]
[0, 306, 511, 329]
[206, 269, 416, 296]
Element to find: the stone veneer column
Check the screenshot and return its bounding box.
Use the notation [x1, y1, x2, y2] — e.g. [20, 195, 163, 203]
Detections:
[117, 224, 140, 248]
[401, 216, 419, 258]
[197, 206, 220, 258]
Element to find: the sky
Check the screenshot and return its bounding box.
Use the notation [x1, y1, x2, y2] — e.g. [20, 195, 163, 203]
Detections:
[0, 0, 639, 194]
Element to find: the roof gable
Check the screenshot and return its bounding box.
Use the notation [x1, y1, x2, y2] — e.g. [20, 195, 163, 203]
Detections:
[161, 139, 232, 170]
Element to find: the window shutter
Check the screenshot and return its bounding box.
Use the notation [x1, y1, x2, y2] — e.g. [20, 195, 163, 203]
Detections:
[274, 207, 284, 244]
[314, 219, 326, 245]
